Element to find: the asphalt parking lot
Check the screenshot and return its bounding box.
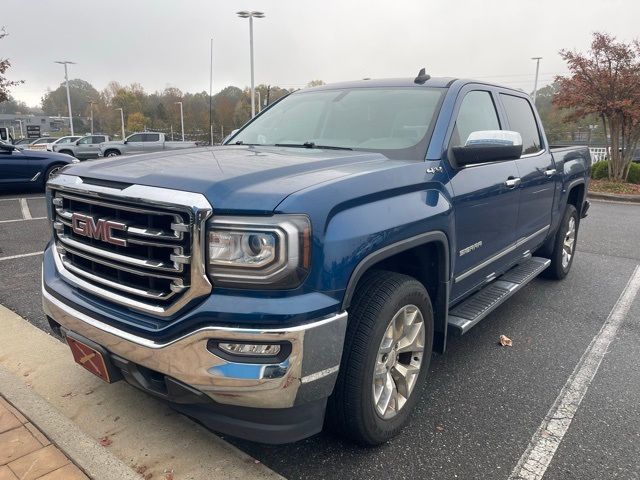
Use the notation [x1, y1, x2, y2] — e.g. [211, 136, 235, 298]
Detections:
[0, 191, 639, 480]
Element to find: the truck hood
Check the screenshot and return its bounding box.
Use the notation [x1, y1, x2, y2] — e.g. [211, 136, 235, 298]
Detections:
[63, 146, 404, 213]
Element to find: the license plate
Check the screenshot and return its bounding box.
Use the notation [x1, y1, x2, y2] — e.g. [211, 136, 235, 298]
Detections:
[66, 336, 113, 383]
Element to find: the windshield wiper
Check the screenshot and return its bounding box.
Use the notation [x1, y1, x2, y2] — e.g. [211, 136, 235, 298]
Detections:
[274, 142, 352, 151]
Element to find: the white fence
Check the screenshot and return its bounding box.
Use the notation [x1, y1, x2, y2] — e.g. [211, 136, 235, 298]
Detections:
[589, 147, 608, 163]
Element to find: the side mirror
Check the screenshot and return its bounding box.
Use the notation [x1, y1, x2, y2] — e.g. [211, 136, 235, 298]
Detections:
[75, 140, 81, 145]
[123, 140, 128, 144]
[452, 130, 523, 166]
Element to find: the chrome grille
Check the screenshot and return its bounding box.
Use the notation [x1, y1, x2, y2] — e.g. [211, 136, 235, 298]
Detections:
[47, 175, 213, 317]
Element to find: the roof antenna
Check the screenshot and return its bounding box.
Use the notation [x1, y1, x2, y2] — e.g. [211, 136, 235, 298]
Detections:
[414, 67, 430, 84]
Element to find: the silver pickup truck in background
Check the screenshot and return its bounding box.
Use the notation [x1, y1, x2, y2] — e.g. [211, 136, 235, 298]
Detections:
[53, 135, 110, 160]
[99, 132, 197, 157]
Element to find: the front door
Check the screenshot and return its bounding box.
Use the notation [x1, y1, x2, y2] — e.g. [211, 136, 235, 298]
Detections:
[499, 93, 556, 243]
[447, 89, 522, 302]
[125, 133, 146, 155]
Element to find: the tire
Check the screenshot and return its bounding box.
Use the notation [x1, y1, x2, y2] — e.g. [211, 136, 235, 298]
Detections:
[543, 204, 579, 280]
[104, 150, 120, 157]
[328, 270, 433, 445]
[44, 164, 65, 184]
[58, 149, 74, 157]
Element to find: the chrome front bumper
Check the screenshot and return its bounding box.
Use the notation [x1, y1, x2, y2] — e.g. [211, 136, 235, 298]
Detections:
[42, 287, 348, 409]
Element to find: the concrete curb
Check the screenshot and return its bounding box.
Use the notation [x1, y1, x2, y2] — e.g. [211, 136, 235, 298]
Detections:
[0, 368, 140, 480]
[588, 191, 640, 203]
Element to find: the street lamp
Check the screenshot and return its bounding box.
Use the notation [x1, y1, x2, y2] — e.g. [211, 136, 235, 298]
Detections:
[54, 60, 76, 135]
[531, 57, 542, 106]
[257, 90, 262, 114]
[115, 108, 125, 139]
[236, 10, 265, 118]
[175, 101, 185, 142]
[87, 101, 97, 135]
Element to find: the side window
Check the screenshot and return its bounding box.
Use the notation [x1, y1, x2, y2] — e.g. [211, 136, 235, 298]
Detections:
[127, 134, 143, 142]
[78, 137, 91, 145]
[93, 136, 105, 143]
[500, 94, 543, 155]
[143, 133, 160, 142]
[450, 91, 500, 147]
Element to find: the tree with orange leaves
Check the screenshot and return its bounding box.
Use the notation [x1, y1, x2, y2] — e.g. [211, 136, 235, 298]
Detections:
[555, 32, 640, 181]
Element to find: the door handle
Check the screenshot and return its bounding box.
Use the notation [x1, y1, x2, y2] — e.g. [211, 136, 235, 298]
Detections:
[505, 177, 521, 188]
[544, 169, 556, 177]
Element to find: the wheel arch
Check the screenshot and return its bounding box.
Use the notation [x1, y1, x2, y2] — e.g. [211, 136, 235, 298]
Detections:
[341, 231, 451, 354]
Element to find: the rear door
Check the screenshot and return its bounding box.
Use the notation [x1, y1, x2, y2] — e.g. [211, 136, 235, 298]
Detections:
[142, 133, 161, 152]
[498, 93, 556, 245]
[447, 88, 522, 302]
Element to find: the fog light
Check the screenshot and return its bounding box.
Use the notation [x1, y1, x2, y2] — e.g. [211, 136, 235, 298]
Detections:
[218, 343, 281, 356]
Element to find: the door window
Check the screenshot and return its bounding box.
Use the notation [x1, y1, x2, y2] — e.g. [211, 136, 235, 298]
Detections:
[77, 137, 92, 145]
[127, 134, 144, 142]
[500, 94, 543, 155]
[93, 136, 106, 143]
[143, 133, 160, 142]
[450, 91, 501, 148]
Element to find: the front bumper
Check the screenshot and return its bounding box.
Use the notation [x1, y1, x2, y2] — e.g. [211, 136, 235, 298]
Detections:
[43, 286, 347, 410]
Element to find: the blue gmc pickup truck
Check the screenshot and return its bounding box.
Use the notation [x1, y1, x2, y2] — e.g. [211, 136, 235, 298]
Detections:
[42, 71, 590, 445]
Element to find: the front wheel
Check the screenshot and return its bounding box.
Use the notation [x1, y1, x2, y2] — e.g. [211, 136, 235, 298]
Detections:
[44, 164, 64, 182]
[544, 204, 579, 280]
[328, 271, 433, 445]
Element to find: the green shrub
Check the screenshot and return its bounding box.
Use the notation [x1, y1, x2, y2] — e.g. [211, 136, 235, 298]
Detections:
[590, 160, 640, 184]
[628, 162, 640, 184]
[591, 161, 609, 180]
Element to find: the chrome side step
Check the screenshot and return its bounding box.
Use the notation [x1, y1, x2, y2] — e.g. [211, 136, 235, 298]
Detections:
[447, 257, 551, 335]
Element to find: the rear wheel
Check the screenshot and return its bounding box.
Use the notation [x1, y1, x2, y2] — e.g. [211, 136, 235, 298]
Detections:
[328, 271, 433, 445]
[105, 150, 120, 157]
[543, 204, 579, 280]
[58, 149, 74, 157]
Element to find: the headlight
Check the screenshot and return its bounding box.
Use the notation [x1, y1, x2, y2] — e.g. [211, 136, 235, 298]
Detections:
[207, 215, 311, 289]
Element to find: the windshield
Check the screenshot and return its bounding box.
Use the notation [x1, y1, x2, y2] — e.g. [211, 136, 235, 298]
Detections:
[230, 87, 444, 159]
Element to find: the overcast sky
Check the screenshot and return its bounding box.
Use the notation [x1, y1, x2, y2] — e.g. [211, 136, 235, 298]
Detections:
[3, 0, 639, 107]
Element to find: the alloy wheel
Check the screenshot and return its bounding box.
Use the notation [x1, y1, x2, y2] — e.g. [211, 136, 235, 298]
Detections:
[372, 304, 425, 419]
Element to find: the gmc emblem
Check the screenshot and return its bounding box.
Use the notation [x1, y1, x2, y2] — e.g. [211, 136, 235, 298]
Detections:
[71, 213, 127, 247]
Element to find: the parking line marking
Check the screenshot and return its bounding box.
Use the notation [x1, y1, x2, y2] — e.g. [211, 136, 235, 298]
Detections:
[0, 196, 44, 202]
[509, 265, 640, 480]
[19, 198, 32, 220]
[0, 217, 47, 224]
[0, 252, 43, 262]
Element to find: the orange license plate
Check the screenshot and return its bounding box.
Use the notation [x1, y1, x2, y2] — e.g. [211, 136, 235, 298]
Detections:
[67, 336, 112, 383]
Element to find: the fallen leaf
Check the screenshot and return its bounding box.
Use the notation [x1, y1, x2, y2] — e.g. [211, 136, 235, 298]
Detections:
[435, 423, 445, 432]
[499, 335, 513, 347]
[98, 436, 112, 447]
[135, 465, 147, 475]
[114, 416, 120, 422]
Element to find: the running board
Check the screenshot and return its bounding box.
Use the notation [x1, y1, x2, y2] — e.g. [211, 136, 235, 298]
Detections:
[447, 257, 551, 335]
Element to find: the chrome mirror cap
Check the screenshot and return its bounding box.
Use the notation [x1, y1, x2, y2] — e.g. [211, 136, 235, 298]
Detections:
[465, 130, 522, 147]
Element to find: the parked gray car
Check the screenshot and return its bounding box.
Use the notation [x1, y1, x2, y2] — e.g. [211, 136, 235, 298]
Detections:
[98, 132, 197, 157]
[53, 135, 111, 160]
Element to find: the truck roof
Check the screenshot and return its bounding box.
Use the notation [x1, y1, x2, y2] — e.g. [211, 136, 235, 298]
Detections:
[304, 76, 525, 95]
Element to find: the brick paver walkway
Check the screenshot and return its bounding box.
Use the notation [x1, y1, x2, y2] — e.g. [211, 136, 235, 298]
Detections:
[0, 395, 88, 480]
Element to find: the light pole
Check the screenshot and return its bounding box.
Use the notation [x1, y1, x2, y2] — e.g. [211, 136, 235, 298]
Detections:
[54, 61, 76, 135]
[16, 119, 23, 138]
[175, 101, 185, 142]
[115, 108, 125, 139]
[257, 90, 262, 114]
[88, 101, 96, 135]
[531, 57, 542, 106]
[209, 37, 214, 145]
[237, 10, 265, 118]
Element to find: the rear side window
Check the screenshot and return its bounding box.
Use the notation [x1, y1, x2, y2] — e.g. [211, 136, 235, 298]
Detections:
[143, 133, 160, 142]
[500, 94, 543, 155]
[450, 91, 500, 147]
[93, 136, 105, 143]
